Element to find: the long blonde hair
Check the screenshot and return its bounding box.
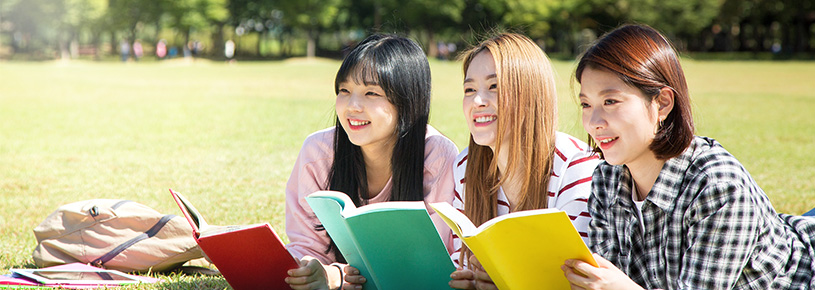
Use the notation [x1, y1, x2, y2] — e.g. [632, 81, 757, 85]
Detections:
[460, 33, 558, 264]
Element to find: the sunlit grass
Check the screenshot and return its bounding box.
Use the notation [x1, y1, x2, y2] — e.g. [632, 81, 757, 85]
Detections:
[1, 58, 813, 288]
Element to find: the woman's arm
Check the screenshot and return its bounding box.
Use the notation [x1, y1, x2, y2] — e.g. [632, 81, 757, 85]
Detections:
[285, 144, 334, 264]
[284, 131, 342, 289]
[422, 134, 460, 253]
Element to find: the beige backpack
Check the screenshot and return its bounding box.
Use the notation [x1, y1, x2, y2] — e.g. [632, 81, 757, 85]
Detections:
[32, 199, 204, 273]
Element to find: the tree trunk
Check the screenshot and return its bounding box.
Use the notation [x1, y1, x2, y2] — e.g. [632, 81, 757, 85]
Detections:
[0, 11, 3, 54]
[257, 31, 264, 57]
[738, 21, 748, 51]
[306, 28, 316, 58]
[212, 23, 225, 59]
[752, 19, 763, 52]
[58, 30, 70, 60]
[795, 13, 808, 53]
[110, 31, 117, 57]
[425, 29, 437, 59]
[92, 31, 102, 61]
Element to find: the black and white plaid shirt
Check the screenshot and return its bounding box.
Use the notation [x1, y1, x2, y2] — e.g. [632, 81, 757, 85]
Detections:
[589, 136, 815, 289]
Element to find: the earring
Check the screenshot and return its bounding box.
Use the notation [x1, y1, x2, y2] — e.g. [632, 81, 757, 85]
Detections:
[654, 119, 664, 135]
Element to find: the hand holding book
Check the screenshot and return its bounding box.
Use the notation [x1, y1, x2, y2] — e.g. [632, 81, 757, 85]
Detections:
[430, 202, 597, 290]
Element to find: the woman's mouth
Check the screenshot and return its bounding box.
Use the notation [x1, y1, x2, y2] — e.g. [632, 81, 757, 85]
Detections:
[597, 137, 618, 150]
[348, 119, 371, 130]
[473, 115, 497, 127]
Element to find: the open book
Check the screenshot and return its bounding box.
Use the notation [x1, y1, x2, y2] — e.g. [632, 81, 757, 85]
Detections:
[305, 191, 455, 290]
[169, 189, 298, 290]
[430, 202, 597, 290]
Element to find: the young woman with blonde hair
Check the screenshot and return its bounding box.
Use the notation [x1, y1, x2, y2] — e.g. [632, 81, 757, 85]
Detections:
[448, 33, 600, 289]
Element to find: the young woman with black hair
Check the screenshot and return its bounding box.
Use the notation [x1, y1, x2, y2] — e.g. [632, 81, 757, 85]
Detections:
[283, 34, 458, 290]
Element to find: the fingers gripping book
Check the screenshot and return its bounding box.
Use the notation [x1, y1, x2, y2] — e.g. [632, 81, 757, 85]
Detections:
[430, 202, 597, 290]
[169, 189, 298, 290]
[305, 190, 456, 290]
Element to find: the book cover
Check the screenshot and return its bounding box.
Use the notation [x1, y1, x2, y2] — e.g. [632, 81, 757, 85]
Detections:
[430, 202, 597, 290]
[169, 189, 298, 290]
[305, 190, 455, 290]
[3, 263, 159, 288]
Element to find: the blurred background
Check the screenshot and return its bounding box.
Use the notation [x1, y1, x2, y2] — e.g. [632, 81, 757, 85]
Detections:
[0, 0, 813, 62]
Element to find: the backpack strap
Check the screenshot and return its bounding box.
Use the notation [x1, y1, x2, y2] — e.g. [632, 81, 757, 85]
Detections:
[91, 214, 177, 268]
[111, 200, 133, 210]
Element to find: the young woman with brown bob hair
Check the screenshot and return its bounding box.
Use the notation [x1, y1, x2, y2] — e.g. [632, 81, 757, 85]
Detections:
[562, 24, 815, 289]
[448, 33, 600, 289]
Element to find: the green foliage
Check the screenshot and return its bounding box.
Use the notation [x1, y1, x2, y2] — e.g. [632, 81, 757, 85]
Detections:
[64, 0, 108, 30]
[277, 0, 342, 30]
[106, 0, 162, 34]
[629, 0, 722, 37]
[501, 0, 555, 38]
[1, 0, 813, 59]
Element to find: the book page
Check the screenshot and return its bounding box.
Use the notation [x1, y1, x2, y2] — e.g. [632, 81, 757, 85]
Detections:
[343, 201, 426, 217]
[198, 224, 268, 238]
[429, 202, 477, 238]
[171, 190, 210, 232]
[476, 207, 560, 232]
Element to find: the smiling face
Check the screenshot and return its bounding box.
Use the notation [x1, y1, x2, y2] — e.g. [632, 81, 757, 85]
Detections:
[579, 67, 661, 167]
[335, 76, 398, 153]
[463, 50, 500, 149]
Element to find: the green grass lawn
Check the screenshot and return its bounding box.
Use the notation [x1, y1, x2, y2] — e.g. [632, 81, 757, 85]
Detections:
[1, 57, 813, 288]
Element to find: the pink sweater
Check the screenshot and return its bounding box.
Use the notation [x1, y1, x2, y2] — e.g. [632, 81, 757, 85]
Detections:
[285, 125, 459, 264]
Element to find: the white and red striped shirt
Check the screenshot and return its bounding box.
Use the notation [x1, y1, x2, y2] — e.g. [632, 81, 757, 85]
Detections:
[450, 131, 599, 266]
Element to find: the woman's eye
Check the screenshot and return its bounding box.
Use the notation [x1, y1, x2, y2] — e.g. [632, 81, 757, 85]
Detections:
[464, 88, 475, 94]
[489, 84, 497, 90]
[366, 91, 382, 97]
[604, 99, 619, 105]
[580, 102, 590, 108]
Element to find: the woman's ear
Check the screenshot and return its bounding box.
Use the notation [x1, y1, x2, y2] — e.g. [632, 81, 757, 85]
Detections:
[656, 87, 675, 122]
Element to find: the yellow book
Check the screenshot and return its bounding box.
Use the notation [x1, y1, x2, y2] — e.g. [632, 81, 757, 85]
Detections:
[430, 202, 597, 290]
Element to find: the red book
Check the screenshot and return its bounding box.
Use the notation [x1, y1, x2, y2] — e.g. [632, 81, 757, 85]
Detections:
[170, 189, 298, 290]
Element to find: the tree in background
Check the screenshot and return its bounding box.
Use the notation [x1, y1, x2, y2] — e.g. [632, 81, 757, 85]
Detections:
[277, 0, 342, 58]
[0, 0, 812, 60]
[106, 0, 162, 55]
[62, 0, 108, 59]
[165, 0, 228, 56]
[5, 0, 64, 56]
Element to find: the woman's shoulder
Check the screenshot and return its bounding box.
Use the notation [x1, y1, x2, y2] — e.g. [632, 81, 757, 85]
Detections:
[421, 125, 459, 173]
[684, 136, 750, 182]
[554, 132, 594, 159]
[553, 132, 599, 172]
[425, 125, 457, 147]
[657, 136, 761, 208]
[424, 125, 459, 158]
[453, 146, 469, 174]
[303, 127, 336, 143]
[297, 127, 336, 162]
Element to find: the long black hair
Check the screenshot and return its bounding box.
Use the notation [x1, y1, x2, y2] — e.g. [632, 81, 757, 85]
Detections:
[323, 34, 432, 261]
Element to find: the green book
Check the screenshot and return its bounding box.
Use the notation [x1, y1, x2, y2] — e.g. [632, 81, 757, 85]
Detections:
[305, 190, 455, 290]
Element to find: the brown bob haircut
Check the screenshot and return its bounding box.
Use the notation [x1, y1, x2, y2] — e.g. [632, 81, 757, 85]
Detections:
[575, 24, 695, 160]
